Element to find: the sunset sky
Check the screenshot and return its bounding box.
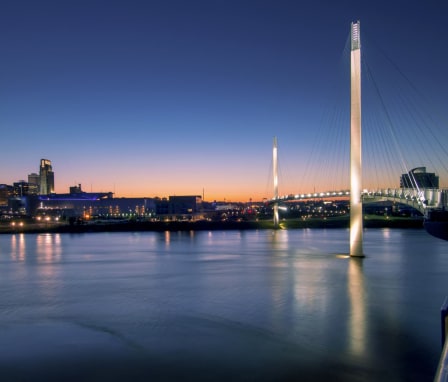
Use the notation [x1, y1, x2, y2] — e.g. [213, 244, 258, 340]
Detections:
[1, 0, 448, 201]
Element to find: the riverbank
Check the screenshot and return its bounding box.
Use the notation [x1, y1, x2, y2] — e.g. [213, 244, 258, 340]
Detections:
[0, 215, 424, 234]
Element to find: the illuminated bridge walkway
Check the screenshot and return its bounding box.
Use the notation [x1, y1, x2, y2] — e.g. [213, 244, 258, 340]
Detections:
[271, 187, 448, 215]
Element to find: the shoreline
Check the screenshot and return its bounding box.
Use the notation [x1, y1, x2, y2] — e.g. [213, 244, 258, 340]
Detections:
[0, 215, 424, 234]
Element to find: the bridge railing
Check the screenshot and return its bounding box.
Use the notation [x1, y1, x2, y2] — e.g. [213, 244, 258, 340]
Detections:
[362, 188, 447, 211]
[270, 188, 447, 213]
[270, 190, 351, 202]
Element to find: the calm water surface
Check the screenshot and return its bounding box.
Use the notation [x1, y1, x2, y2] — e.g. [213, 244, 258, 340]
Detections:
[1, 228, 448, 381]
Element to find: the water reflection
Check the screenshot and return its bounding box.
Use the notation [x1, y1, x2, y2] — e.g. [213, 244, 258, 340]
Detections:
[0, 229, 445, 381]
[36, 234, 62, 262]
[10, 234, 26, 262]
[348, 258, 367, 357]
[268, 229, 290, 254]
[164, 230, 171, 246]
[381, 228, 391, 240]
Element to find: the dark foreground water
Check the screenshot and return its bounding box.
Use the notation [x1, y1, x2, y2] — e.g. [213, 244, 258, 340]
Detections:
[1, 228, 448, 381]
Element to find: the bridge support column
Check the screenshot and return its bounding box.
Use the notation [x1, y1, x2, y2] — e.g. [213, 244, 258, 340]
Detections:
[350, 21, 364, 257]
[273, 136, 279, 228]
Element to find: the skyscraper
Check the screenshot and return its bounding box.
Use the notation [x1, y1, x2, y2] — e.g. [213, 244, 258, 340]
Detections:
[39, 159, 54, 195]
[28, 172, 40, 195]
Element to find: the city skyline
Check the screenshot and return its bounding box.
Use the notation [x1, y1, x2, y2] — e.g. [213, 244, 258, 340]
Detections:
[2, 1, 448, 202]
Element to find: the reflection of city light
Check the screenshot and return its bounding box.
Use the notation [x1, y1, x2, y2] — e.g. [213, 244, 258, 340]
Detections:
[164, 231, 170, 245]
[36, 234, 62, 262]
[11, 234, 26, 261]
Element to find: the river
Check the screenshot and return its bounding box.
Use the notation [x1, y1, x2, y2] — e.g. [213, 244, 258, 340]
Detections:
[1, 228, 447, 381]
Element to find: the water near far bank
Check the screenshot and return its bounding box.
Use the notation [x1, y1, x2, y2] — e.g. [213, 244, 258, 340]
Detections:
[0, 214, 424, 234]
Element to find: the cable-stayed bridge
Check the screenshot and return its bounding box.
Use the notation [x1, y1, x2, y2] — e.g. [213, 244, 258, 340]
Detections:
[268, 21, 448, 252]
[272, 187, 447, 216]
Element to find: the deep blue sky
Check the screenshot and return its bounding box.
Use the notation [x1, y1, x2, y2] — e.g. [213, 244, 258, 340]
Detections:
[1, 0, 447, 201]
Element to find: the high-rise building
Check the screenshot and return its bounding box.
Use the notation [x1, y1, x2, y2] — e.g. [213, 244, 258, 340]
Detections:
[13, 180, 33, 197]
[400, 167, 439, 189]
[39, 159, 54, 195]
[0, 184, 13, 206]
[27, 173, 40, 195]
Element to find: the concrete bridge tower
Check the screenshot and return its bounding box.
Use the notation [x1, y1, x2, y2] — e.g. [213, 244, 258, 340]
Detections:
[350, 21, 364, 257]
[273, 136, 279, 228]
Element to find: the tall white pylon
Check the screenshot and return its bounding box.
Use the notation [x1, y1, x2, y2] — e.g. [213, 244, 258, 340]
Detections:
[350, 21, 364, 257]
[273, 136, 279, 228]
